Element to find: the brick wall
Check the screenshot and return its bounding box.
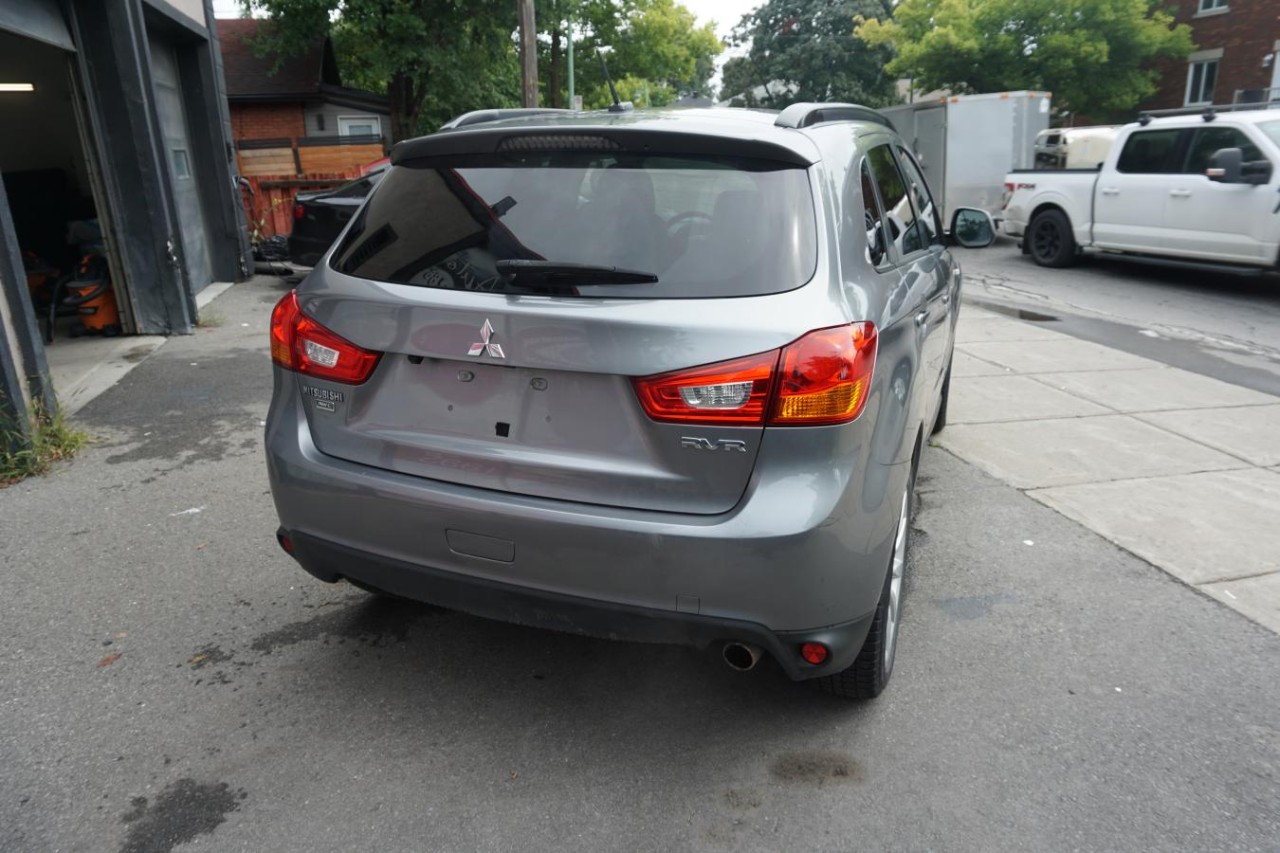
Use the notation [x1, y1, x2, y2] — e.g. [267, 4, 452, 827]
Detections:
[1143, 0, 1279, 110]
[229, 102, 307, 141]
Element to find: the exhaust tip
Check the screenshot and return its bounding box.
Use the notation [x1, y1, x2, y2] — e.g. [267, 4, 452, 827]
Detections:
[722, 642, 762, 672]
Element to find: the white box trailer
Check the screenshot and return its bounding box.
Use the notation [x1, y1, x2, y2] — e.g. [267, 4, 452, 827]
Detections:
[882, 91, 1051, 228]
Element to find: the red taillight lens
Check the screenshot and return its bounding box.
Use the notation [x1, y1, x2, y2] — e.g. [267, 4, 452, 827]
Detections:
[269, 291, 382, 384]
[633, 350, 778, 424]
[293, 203, 305, 220]
[770, 323, 877, 426]
[1001, 182, 1015, 210]
[632, 323, 877, 427]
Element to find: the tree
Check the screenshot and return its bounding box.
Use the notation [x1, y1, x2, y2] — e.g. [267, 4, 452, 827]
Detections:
[726, 0, 897, 108]
[246, 0, 520, 141]
[856, 0, 1194, 119]
[538, 0, 722, 109]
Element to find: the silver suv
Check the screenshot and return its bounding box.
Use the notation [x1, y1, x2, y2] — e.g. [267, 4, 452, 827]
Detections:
[265, 104, 993, 699]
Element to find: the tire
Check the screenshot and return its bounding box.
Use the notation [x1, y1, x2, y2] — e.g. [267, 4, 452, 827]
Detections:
[931, 358, 952, 436]
[814, 456, 916, 700]
[1028, 209, 1077, 268]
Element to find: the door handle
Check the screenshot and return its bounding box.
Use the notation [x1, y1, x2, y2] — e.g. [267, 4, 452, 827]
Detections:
[1169, 189, 1192, 198]
[915, 311, 928, 328]
[1100, 188, 1120, 196]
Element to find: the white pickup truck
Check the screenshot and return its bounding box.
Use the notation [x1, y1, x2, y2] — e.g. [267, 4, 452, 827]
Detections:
[1002, 108, 1280, 271]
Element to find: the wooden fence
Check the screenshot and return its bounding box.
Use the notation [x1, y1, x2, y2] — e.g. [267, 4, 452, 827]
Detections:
[236, 134, 386, 241]
[241, 173, 360, 241]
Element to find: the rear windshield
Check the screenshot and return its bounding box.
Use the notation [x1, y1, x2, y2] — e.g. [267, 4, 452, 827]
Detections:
[329, 153, 817, 298]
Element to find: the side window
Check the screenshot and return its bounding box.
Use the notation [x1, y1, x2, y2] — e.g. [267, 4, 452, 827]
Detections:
[1184, 126, 1265, 174]
[866, 144, 918, 259]
[894, 146, 943, 249]
[1115, 129, 1185, 174]
[860, 163, 889, 268]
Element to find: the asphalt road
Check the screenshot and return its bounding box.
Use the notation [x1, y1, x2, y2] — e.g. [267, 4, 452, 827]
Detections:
[2, 275, 1278, 852]
[954, 237, 1280, 397]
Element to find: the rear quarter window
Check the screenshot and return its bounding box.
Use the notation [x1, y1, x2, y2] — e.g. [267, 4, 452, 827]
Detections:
[328, 153, 818, 299]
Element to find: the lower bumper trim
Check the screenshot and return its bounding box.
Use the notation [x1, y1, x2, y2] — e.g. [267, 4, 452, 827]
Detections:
[284, 529, 875, 681]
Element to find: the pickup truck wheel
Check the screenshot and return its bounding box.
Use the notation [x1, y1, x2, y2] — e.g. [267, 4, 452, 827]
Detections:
[1029, 209, 1077, 268]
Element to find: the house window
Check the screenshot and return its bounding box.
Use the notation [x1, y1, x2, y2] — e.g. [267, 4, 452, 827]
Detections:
[337, 115, 380, 138]
[1196, 0, 1227, 13]
[1185, 59, 1218, 106]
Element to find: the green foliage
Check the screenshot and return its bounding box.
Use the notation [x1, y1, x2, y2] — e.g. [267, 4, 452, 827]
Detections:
[541, 0, 722, 108]
[585, 75, 677, 110]
[0, 399, 87, 486]
[246, 0, 520, 139]
[856, 0, 1194, 119]
[726, 0, 897, 108]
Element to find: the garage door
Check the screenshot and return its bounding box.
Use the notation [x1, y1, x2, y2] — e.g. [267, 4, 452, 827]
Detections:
[149, 34, 213, 293]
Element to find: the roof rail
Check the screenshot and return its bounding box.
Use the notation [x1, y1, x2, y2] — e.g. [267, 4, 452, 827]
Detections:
[1136, 100, 1278, 123]
[439, 108, 574, 131]
[774, 103, 895, 131]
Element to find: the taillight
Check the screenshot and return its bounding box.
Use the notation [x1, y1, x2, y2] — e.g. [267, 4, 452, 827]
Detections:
[770, 323, 877, 426]
[633, 350, 778, 424]
[269, 291, 381, 384]
[631, 322, 877, 427]
[1001, 182, 1015, 210]
[293, 203, 305, 220]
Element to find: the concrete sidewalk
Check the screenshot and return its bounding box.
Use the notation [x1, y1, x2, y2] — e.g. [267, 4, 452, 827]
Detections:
[941, 302, 1280, 634]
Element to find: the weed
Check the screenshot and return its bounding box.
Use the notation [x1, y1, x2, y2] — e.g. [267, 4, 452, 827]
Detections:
[0, 400, 89, 486]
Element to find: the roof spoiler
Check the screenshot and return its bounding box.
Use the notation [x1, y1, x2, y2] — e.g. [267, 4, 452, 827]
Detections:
[774, 103, 895, 131]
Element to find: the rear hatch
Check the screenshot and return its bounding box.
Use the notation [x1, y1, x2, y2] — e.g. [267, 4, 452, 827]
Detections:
[298, 129, 822, 514]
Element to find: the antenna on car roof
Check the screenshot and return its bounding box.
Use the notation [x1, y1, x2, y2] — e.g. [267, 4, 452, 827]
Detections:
[596, 48, 633, 113]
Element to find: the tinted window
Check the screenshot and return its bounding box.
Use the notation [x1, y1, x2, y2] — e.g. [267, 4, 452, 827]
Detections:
[1116, 130, 1184, 174]
[894, 147, 942, 249]
[866, 144, 919, 259]
[329, 154, 817, 299]
[1185, 126, 1265, 173]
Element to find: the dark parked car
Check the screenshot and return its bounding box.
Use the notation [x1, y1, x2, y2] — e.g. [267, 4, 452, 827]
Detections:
[286, 164, 388, 267]
[266, 104, 994, 699]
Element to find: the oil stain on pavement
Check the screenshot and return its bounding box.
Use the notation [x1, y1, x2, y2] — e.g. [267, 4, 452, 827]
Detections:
[119, 778, 245, 853]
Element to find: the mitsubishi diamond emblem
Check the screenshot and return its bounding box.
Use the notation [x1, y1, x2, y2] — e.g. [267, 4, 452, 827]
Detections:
[467, 319, 505, 359]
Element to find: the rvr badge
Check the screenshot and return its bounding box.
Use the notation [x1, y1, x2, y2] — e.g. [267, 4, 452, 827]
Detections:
[680, 437, 748, 453]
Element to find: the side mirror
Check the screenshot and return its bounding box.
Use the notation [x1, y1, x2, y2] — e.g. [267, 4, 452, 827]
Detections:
[949, 208, 996, 248]
[1207, 148, 1243, 183]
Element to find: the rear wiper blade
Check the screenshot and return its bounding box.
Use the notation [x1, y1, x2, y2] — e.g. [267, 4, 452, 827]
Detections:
[495, 260, 658, 285]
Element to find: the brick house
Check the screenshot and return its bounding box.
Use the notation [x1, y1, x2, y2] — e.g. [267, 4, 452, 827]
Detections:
[216, 18, 390, 173]
[1143, 0, 1280, 110]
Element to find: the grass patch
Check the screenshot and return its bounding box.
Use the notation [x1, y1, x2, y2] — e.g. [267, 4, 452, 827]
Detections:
[1, 402, 88, 487]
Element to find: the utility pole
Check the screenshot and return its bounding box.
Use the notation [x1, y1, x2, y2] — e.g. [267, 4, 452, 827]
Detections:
[566, 8, 575, 109]
[519, 0, 538, 108]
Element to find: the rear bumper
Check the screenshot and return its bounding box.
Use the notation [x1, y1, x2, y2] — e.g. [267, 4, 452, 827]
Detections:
[283, 529, 875, 680]
[266, 372, 905, 681]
